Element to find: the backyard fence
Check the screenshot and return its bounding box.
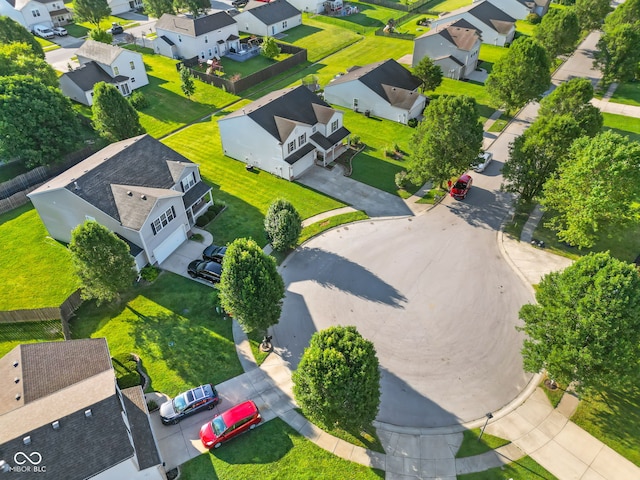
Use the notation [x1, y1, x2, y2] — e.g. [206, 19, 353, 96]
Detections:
[360, 0, 441, 13]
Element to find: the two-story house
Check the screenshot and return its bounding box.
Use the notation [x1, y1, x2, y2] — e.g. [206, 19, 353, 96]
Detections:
[59, 40, 149, 106]
[28, 135, 213, 268]
[218, 85, 350, 180]
[413, 20, 481, 80]
[1, 0, 71, 29]
[109, 0, 142, 15]
[154, 12, 240, 61]
[474, 0, 550, 19]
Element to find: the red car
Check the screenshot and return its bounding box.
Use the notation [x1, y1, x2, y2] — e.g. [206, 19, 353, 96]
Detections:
[199, 400, 261, 449]
[450, 174, 473, 200]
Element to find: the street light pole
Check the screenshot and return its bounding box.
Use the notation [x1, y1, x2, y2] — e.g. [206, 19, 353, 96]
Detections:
[478, 412, 493, 442]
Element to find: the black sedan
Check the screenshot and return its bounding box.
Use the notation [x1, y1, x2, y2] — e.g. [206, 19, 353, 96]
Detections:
[188, 260, 222, 283]
[160, 384, 220, 425]
[203, 244, 227, 263]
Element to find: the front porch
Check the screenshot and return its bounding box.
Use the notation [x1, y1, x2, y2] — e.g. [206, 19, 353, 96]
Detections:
[310, 126, 351, 167]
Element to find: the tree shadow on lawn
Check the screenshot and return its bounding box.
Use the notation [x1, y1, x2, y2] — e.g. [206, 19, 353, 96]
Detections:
[139, 75, 212, 125]
[280, 24, 323, 42]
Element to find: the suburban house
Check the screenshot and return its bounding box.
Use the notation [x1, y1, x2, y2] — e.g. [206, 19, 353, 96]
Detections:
[59, 40, 148, 106]
[412, 20, 481, 80]
[430, 0, 516, 47]
[154, 12, 240, 61]
[0, 0, 71, 29]
[473, 0, 550, 19]
[324, 59, 426, 125]
[218, 85, 350, 180]
[0, 339, 164, 479]
[231, 0, 302, 37]
[284, 0, 324, 14]
[108, 0, 142, 15]
[28, 135, 213, 268]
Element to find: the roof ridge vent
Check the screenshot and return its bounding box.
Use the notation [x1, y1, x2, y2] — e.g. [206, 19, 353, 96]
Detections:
[13, 360, 18, 367]
[52, 421, 60, 430]
[14, 377, 19, 384]
[15, 394, 21, 401]
[141, 194, 147, 200]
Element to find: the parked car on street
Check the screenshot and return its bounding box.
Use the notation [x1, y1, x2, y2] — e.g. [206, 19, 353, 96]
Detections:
[188, 259, 222, 283]
[52, 26, 68, 36]
[472, 151, 493, 173]
[107, 23, 124, 34]
[450, 174, 473, 200]
[160, 384, 220, 425]
[202, 244, 227, 263]
[199, 400, 261, 448]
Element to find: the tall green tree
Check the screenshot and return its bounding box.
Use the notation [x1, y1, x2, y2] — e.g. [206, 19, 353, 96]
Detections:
[74, 0, 112, 28]
[0, 42, 57, 87]
[574, 0, 611, 31]
[519, 252, 640, 395]
[261, 36, 281, 59]
[293, 326, 380, 430]
[89, 28, 113, 44]
[502, 115, 583, 202]
[0, 75, 79, 168]
[174, 0, 209, 17]
[534, 8, 580, 58]
[218, 238, 285, 334]
[407, 95, 483, 188]
[69, 221, 137, 305]
[604, 0, 640, 30]
[143, 0, 175, 19]
[486, 37, 551, 113]
[92, 82, 145, 141]
[179, 65, 195, 98]
[0, 16, 44, 58]
[538, 78, 603, 136]
[264, 198, 302, 252]
[594, 23, 640, 84]
[412, 56, 443, 93]
[542, 131, 640, 248]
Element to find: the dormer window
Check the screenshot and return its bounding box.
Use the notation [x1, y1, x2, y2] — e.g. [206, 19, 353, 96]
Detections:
[331, 120, 338, 133]
[181, 172, 196, 192]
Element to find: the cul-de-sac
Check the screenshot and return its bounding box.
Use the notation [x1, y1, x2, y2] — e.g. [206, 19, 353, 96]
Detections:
[1, 0, 640, 478]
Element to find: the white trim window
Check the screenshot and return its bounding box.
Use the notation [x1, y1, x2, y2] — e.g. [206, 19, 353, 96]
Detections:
[331, 120, 338, 132]
[151, 206, 176, 235]
[114, 66, 120, 75]
[32, 9, 41, 17]
[287, 140, 296, 154]
[298, 133, 306, 147]
[130, 61, 135, 70]
[181, 172, 196, 192]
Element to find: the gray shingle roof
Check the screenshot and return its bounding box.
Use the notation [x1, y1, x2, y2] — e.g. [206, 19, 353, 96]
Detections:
[469, 1, 516, 33]
[156, 12, 236, 37]
[244, 0, 300, 25]
[121, 387, 161, 470]
[76, 39, 126, 65]
[60, 61, 120, 91]
[418, 20, 481, 51]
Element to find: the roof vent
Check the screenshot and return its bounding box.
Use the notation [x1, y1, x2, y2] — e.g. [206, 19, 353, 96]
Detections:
[15, 394, 21, 401]
[23, 436, 31, 446]
[127, 191, 132, 196]
[52, 421, 60, 430]
[140, 194, 147, 200]
[14, 377, 19, 384]
[85, 409, 92, 418]
[0, 460, 10, 473]
[74, 181, 80, 190]
[13, 360, 18, 367]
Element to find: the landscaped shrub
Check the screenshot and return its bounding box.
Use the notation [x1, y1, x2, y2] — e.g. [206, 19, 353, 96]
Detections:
[408, 118, 418, 128]
[527, 13, 541, 24]
[129, 91, 149, 110]
[140, 265, 159, 282]
[112, 353, 141, 389]
[147, 399, 158, 411]
[395, 170, 409, 188]
[350, 135, 361, 147]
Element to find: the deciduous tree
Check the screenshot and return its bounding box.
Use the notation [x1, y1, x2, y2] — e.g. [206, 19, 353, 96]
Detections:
[89, 28, 113, 44]
[0, 75, 80, 168]
[519, 252, 640, 394]
[594, 23, 640, 84]
[143, 0, 175, 19]
[218, 238, 285, 333]
[0, 42, 57, 87]
[574, 0, 611, 31]
[174, 0, 209, 17]
[293, 326, 380, 430]
[69, 221, 137, 305]
[541, 131, 640, 248]
[486, 37, 551, 113]
[74, 0, 112, 28]
[412, 56, 442, 93]
[0, 16, 45, 58]
[603, 0, 640, 30]
[179, 65, 195, 98]
[534, 8, 580, 58]
[407, 95, 483, 188]
[92, 81, 145, 141]
[264, 198, 302, 252]
[261, 36, 281, 59]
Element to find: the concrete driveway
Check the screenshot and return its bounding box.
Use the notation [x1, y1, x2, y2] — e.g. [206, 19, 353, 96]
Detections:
[158, 227, 214, 282]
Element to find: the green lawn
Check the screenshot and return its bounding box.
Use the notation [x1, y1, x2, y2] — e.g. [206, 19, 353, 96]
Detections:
[427, 0, 474, 13]
[0, 204, 79, 310]
[299, 211, 369, 244]
[610, 81, 640, 107]
[309, 1, 404, 34]
[63, 17, 138, 38]
[602, 112, 640, 143]
[286, 16, 362, 62]
[457, 456, 558, 480]
[161, 117, 345, 246]
[455, 429, 510, 458]
[397, 14, 438, 37]
[0, 320, 64, 358]
[179, 418, 384, 480]
[428, 78, 495, 123]
[70, 273, 242, 396]
[515, 19, 537, 37]
[478, 44, 508, 74]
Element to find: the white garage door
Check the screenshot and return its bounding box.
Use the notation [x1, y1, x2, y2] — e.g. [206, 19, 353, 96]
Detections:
[153, 225, 187, 264]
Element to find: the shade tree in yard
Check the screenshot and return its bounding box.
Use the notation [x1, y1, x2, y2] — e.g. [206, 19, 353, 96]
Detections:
[0, 42, 57, 87]
[73, 0, 111, 28]
[261, 36, 281, 59]
[534, 8, 580, 59]
[143, 0, 175, 19]
[574, 0, 611, 31]
[0, 16, 45, 58]
[594, 23, 640, 85]
[179, 65, 195, 98]
[412, 56, 443, 93]
[92, 82, 146, 141]
[264, 198, 302, 252]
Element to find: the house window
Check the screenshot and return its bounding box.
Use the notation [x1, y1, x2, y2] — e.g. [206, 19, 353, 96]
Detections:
[287, 140, 296, 154]
[151, 206, 177, 235]
[131, 77, 135, 83]
[282, 20, 287, 28]
[121, 83, 130, 95]
[312, 125, 316, 133]
[208, 49, 212, 57]
[130, 61, 135, 70]
[205, 35, 208, 43]
[32, 9, 40, 17]
[331, 120, 338, 132]
[114, 66, 120, 75]
[181, 172, 196, 192]
[298, 133, 306, 147]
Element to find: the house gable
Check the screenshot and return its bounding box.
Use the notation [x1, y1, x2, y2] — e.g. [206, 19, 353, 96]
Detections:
[243, 0, 300, 25]
[155, 11, 236, 37]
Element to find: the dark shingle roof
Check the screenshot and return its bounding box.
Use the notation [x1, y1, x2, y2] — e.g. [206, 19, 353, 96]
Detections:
[76, 39, 125, 65]
[244, 0, 300, 25]
[419, 20, 480, 51]
[222, 86, 336, 142]
[156, 12, 236, 37]
[61, 61, 119, 91]
[121, 387, 161, 470]
[469, 1, 516, 33]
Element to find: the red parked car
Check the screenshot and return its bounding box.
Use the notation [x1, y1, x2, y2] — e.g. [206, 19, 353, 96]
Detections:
[199, 400, 261, 449]
[450, 174, 473, 200]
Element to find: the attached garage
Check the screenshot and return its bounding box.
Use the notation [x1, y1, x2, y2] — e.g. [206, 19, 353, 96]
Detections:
[153, 225, 187, 264]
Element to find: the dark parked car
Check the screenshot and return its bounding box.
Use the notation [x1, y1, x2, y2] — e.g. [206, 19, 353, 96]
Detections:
[188, 260, 222, 283]
[202, 244, 227, 263]
[160, 384, 220, 425]
[107, 23, 124, 34]
[450, 174, 473, 200]
[199, 400, 261, 448]
[232, 0, 248, 7]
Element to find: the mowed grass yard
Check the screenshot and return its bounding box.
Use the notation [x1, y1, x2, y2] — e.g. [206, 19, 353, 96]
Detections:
[0, 204, 78, 310]
[428, 78, 495, 123]
[180, 418, 384, 480]
[285, 16, 362, 62]
[610, 81, 640, 107]
[602, 112, 640, 143]
[71, 273, 242, 396]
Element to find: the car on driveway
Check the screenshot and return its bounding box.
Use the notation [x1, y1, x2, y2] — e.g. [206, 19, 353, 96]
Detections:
[199, 400, 261, 448]
[107, 23, 124, 34]
[52, 26, 68, 36]
[473, 151, 493, 173]
[160, 384, 220, 425]
[450, 174, 473, 200]
[188, 259, 222, 283]
[203, 244, 227, 263]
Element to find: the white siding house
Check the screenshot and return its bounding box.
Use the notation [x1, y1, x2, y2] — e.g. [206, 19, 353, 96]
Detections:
[5, 0, 53, 29]
[284, 0, 324, 14]
[108, 0, 142, 15]
[233, 0, 302, 37]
